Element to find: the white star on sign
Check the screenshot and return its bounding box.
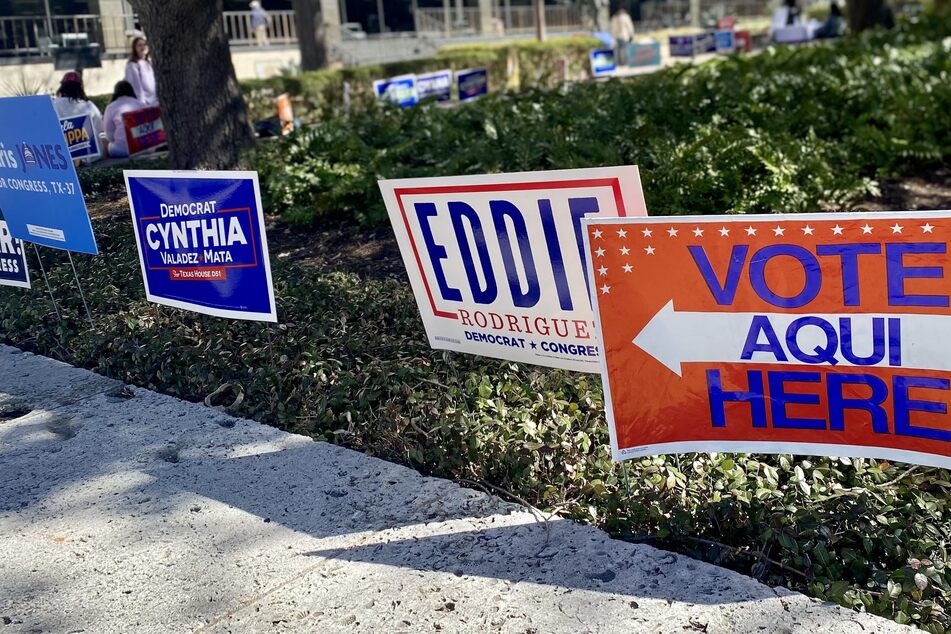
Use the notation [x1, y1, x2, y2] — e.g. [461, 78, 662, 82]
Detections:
[592, 229, 603, 239]
[802, 225, 815, 235]
[598, 266, 608, 276]
[922, 223, 935, 233]
[667, 227, 679, 237]
[623, 263, 633, 273]
[595, 248, 605, 257]
[745, 226, 757, 236]
[617, 228, 628, 238]
[620, 246, 630, 255]
[600, 284, 611, 295]
[642, 228, 653, 237]
[861, 224, 873, 234]
[773, 226, 785, 236]
[693, 227, 704, 237]
[831, 225, 844, 235]
[644, 246, 656, 255]
[719, 227, 730, 237]
[891, 223, 903, 234]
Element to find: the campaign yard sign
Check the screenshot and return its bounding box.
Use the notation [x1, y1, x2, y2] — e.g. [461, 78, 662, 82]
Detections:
[379, 166, 648, 372]
[373, 75, 419, 108]
[123, 107, 166, 157]
[734, 30, 753, 52]
[0, 95, 98, 254]
[124, 170, 277, 322]
[585, 212, 951, 468]
[668, 35, 699, 57]
[456, 68, 489, 102]
[589, 49, 616, 77]
[714, 30, 736, 53]
[0, 218, 30, 289]
[60, 114, 100, 160]
[417, 70, 453, 102]
[625, 42, 662, 67]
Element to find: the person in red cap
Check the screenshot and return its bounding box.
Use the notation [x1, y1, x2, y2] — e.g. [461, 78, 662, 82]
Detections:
[52, 71, 103, 163]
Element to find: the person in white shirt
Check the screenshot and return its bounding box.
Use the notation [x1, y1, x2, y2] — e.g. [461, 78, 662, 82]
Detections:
[103, 80, 143, 158]
[125, 36, 158, 107]
[52, 71, 103, 163]
[610, 8, 636, 66]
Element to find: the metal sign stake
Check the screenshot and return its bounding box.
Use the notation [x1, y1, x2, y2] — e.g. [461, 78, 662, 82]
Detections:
[31, 243, 62, 323]
[66, 252, 94, 328]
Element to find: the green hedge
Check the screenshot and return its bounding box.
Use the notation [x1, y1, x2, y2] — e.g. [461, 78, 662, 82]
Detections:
[252, 18, 951, 228]
[241, 36, 600, 122]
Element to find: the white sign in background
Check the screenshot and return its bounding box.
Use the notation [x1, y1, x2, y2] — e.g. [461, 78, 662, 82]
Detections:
[378, 166, 647, 372]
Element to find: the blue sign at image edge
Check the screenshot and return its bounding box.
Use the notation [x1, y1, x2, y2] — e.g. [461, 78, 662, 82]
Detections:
[0, 95, 97, 254]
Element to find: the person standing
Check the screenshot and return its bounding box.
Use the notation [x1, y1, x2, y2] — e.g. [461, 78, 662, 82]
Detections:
[250, 1, 270, 47]
[124, 36, 158, 107]
[784, 0, 802, 25]
[610, 8, 635, 67]
[815, 2, 845, 38]
[103, 81, 142, 158]
[52, 71, 103, 163]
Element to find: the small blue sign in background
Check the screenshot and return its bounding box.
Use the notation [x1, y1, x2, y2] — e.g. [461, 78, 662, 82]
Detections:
[456, 68, 489, 102]
[590, 49, 617, 76]
[124, 170, 277, 322]
[373, 75, 419, 108]
[61, 114, 101, 160]
[0, 95, 97, 254]
[625, 41, 662, 67]
[417, 70, 453, 102]
[714, 30, 736, 52]
[669, 35, 697, 57]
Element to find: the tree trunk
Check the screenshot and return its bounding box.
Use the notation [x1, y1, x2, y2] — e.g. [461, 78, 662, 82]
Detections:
[294, 0, 328, 71]
[534, 0, 546, 41]
[131, 0, 254, 170]
[847, 0, 895, 33]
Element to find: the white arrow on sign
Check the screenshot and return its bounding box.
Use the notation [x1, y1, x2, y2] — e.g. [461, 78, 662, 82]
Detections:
[633, 300, 949, 377]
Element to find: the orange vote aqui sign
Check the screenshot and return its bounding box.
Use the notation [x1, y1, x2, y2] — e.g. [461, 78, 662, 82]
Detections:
[585, 212, 951, 468]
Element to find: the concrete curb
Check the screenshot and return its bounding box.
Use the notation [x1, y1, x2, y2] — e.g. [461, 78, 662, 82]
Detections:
[0, 346, 908, 633]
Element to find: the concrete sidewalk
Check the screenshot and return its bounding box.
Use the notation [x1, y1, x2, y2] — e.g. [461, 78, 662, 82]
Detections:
[0, 345, 906, 633]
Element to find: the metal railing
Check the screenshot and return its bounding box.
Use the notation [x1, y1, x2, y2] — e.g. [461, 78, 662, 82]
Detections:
[495, 5, 583, 35]
[0, 14, 102, 56]
[638, 0, 782, 30]
[222, 10, 297, 46]
[331, 34, 439, 66]
[415, 4, 583, 36]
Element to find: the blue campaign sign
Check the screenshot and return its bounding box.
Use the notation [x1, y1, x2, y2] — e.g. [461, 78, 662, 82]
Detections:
[417, 69, 453, 102]
[625, 41, 662, 67]
[124, 170, 277, 322]
[0, 218, 30, 289]
[714, 30, 736, 52]
[456, 68, 489, 102]
[0, 95, 97, 254]
[373, 75, 419, 108]
[668, 35, 696, 57]
[60, 115, 100, 160]
[589, 49, 617, 76]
